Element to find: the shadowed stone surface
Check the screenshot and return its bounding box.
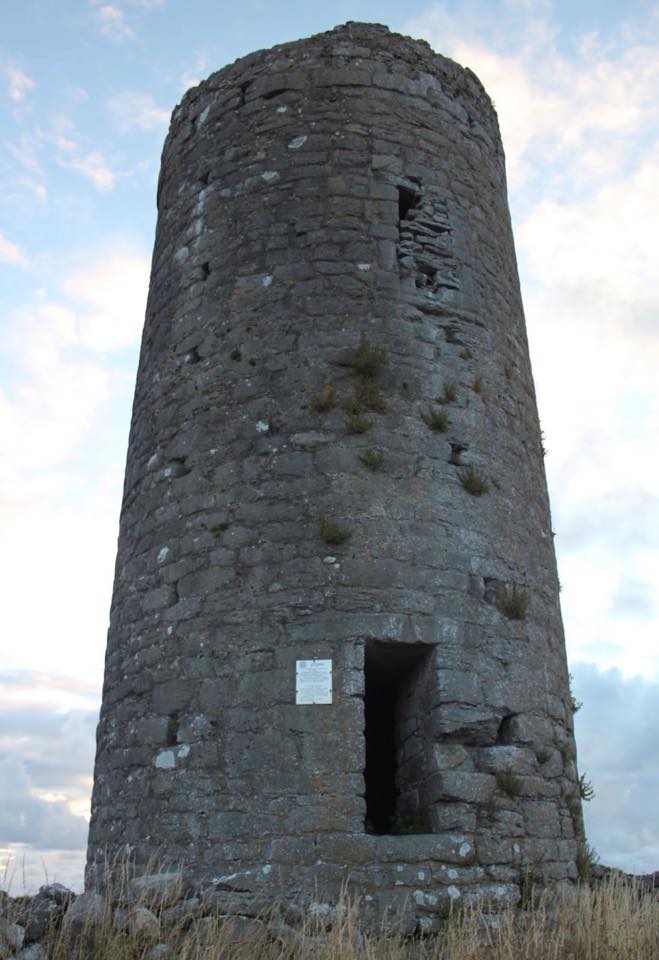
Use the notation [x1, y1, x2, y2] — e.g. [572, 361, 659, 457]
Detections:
[87, 21, 583, 929]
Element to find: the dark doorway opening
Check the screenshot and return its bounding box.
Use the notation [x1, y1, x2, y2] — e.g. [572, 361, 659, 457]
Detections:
[398, 185, 420, 222]
[364, 641, 432, 834]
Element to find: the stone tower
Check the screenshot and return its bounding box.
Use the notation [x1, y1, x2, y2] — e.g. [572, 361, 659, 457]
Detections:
[87, 22, 583, 928]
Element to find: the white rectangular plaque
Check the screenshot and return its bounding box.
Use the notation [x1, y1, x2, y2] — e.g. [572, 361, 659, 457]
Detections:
[296, 659, 332, 704]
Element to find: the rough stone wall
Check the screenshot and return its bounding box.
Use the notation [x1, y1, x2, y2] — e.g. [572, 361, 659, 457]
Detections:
[87, 21, 584, 930]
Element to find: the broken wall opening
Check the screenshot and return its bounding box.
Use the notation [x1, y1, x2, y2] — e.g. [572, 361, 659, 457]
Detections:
[364, 641, 434, 834]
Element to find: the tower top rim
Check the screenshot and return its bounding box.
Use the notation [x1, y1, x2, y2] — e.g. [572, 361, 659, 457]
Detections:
[171, 19, 494, 125]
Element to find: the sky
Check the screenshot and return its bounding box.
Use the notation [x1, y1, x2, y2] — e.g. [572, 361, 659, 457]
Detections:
[1, 0, 658, 892]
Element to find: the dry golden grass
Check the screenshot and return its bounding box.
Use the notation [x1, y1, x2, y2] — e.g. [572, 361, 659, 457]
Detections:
[5, 870, 658, 960]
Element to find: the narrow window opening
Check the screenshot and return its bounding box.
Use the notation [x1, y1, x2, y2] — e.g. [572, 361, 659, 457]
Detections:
[398, 185, 420, 222]
[165, 713, 179, 746]
[201, 262, 210, 281]
[497, 713, 518, 744]
[364, 641, 433, 835]
[239, 80, 252, 107]
[199, 171, 210, 186]
[262, 88, 290, 100]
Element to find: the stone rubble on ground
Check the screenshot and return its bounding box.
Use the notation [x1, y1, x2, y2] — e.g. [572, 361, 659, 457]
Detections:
[0, 867, 657, 956]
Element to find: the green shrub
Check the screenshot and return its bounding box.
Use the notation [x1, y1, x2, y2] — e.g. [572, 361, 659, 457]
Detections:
[568, 673, 583, 713]
[358, 448, 383, 470]
[576, 841, 599, 883]
[309, 384, 336, 413]
[319, 514, 350, 545]
[337, 334, 386, 378]
[345, 413, 371, 434]
[353, 378, 386, 413]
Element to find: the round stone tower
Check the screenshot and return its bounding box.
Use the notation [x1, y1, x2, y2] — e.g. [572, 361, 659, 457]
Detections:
[87, 21, 584, 928]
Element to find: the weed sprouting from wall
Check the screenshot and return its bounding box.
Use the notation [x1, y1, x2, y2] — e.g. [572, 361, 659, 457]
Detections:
[358, 449, 383, 470]
[496, 584, 529, 621]
[457, 465, 490, 496]
[319, 514, 351, 545]
[437, 382, 457, 404]
[421, 405, 449, 432]
[337, 334, 386, 379]
[345, 413, 371, 434]
[310, 384, 336, 413]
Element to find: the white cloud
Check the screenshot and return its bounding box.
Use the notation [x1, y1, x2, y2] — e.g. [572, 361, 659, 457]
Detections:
[406, 4, 659, 685]
[63, 150, 116, 191]
[0, 246, 147, 684]
[91, 2, 135, 41]
[1, 845, 86, 894]
[6, 132, 48, 201]
[7, 133, 47, 202]
[0, 755, 88, 850]
[406, 6, 659, 194]
[573, 663, 659, 872]
[1, 671, 100, 712]
[181, 51, 209, 92]
[0, 231, 28, 267]
[0, 300, 108, 475]
[44, 117, 118, 192]
[19, 177, 47, 202]
[518, 149, 659, 339]
[0, 248, 148, 478]
[0, 675, 97, 893]
[0, 462, 122, 678]
[8, 132, 44, 178]
[5, 62, 35, 103]
[7, 120, 118, 197]
[64, 251, 150, 351]
[108, 90, 170, 132]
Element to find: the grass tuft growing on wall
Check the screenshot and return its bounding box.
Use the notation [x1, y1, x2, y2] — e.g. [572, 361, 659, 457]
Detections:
[345, 413, 371, 435]
[358, 448, 384, 470]
[457, 465, 490, 496]
[318, 514, 351, 545]
[309, 384, 336, 413]
[420, 405, 449, 432]
[496, 584, 529, 621]
[337, 334, 387, 379]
